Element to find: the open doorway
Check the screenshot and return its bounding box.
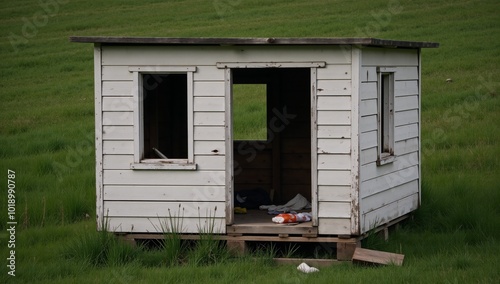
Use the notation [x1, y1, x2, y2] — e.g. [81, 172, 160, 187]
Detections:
[230, 68, 313, 233]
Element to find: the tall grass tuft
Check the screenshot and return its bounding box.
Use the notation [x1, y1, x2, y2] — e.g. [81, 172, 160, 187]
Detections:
[152, 204, 187, 266]
[188, 206, 230, 266]
[63, 218, 141, 266]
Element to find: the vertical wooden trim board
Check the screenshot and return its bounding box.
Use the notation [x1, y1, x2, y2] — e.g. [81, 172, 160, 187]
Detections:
[187, 71, 194, 163]
[224, 68, 234, 225]
[350, 47, 361, 235]
[417, 49, 422, 206]
[94, 44, 104, 230]
[310, 68, 319, 226]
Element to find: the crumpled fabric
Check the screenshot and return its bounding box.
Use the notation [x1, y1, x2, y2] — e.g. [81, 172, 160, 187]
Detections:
[259, 193, 311, 213]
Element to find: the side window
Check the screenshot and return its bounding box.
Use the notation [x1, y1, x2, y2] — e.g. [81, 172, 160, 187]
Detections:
[130, 67, 195, 169]
[377, 67, 395, 165]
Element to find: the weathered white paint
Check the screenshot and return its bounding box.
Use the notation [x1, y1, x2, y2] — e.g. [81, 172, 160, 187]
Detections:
[91, 41, 425, 236]
[107, 217, 226, 234]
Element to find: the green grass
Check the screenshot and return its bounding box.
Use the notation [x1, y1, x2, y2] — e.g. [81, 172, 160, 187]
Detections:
[0, 0, 499, 282]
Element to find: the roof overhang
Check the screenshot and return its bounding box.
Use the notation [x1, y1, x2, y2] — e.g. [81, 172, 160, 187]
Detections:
[69, 37, 439, 48]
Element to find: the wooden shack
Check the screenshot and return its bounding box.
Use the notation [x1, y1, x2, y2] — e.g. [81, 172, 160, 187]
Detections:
[71, 37, 438, 257]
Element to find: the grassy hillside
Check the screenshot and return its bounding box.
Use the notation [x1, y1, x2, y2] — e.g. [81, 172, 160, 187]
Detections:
[0, 0, 499, 282]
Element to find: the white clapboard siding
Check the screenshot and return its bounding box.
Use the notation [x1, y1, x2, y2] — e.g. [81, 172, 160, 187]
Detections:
[395, 95, 418, 111]
[360, 147, 378, 165]
[194, 66, 225, 81]
[194, 141, 225, 155]
[102, 81, 133, 96]
[104, 185, 225, 201]
[360, 165, 419, 199]
[194, 97, 225, 111]
[107, 217, 226, 234]
[317, 170, 351, 186]
[360, 152, 419, 182]
[317, 125, 351, 138]
[194, 112, 225, 126]
[360, 67, 378, 82]
[317, 80, 351, 95]
[102, 112, 133, 126]
[361, 48, 418, 66]
[104, 201, 225, 218]
[318, 218, 351, 235]
[317, 111, 351, 125]
[362, 193, 418, 233]
[102, 97, 134, 112]
[195, 155, 226, 171]
[193, 81, 225, 96]
[395, 109, 418, 126]
[361, 180, 418, 214]
[103, 141, 134, 155]
[102, 66, 133, 81]
[318, 154, 351, 170]
[317, 186, 351, 202]
[193, 126, 225, 141]
[102, 126, 134, 140]
[361, 66, 419, 82]
[317, 64, 351, 80]
[103, 155, 133, 170]
[317, 138, 350, 154]
[318, 202, 351, 218]
[394, 137, 419, 155]
[317, 96, 351, 110]
[360, 99, 377, 116]
[101, 46, 351, 66]
[360, 82, 377, 100]
[360, 114, 377, 133]
[395, 123, 418, 141]
[103, 170, 225, 186]
[360, 130, 377, 150]
[395, 80, 419, 96]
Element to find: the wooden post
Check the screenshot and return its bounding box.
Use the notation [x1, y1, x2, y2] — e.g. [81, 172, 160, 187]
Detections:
[336, 241, 360, 261]
[227, 239, 246, 256]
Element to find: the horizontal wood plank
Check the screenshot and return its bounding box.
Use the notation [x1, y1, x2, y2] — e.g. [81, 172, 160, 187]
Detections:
[361, 193, 418, 233]
[360, 152, 419, 182]
[103, 169, 225, 186]
[317, 154, 351, 170]
[102, 81, 133, 96]
[318, 186, 351, 202]
[101, 46, 351, 66]
[360, 115, 377, 133]
[102, 112, 133, 126]
[318, 201, 351, 218]
[106, 217, 226, 234]
[317, 125, 350, 139]
[317, 170, 351, 186]
[103, 140, 134, 155]
[361, 48, 418, 66]
[352, 247, 404, 266]
[194, 112, 225, 126]
[317, 96, 351, 111]
[317, 111, 351, 125]
[194, 97, 225, 111]
[360, 165, 419, 199]
[103, 126, 134, 140]
[317, 80, 351, 96]
[318, 218, 351, 235]
[104, 185, 225, 201]
[194, 126, 225, 141]
[361, 180, 418, 214]
[194, 141, 226, 155]
[194, 81, 225, 96]
[316, 64, 351, 80]
[317, 138, 351, 154]
[105, 201, 224, 218]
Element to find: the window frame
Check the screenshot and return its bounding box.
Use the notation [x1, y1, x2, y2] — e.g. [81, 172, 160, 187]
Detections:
[130, 66, 196, 170]
[376, 67, 396, 166]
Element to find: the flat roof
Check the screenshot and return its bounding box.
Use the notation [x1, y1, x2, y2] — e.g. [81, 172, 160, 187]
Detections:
[69, 37, 439, 48]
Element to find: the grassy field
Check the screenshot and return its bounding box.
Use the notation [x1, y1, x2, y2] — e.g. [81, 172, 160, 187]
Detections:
[0, 0, 499, 282]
